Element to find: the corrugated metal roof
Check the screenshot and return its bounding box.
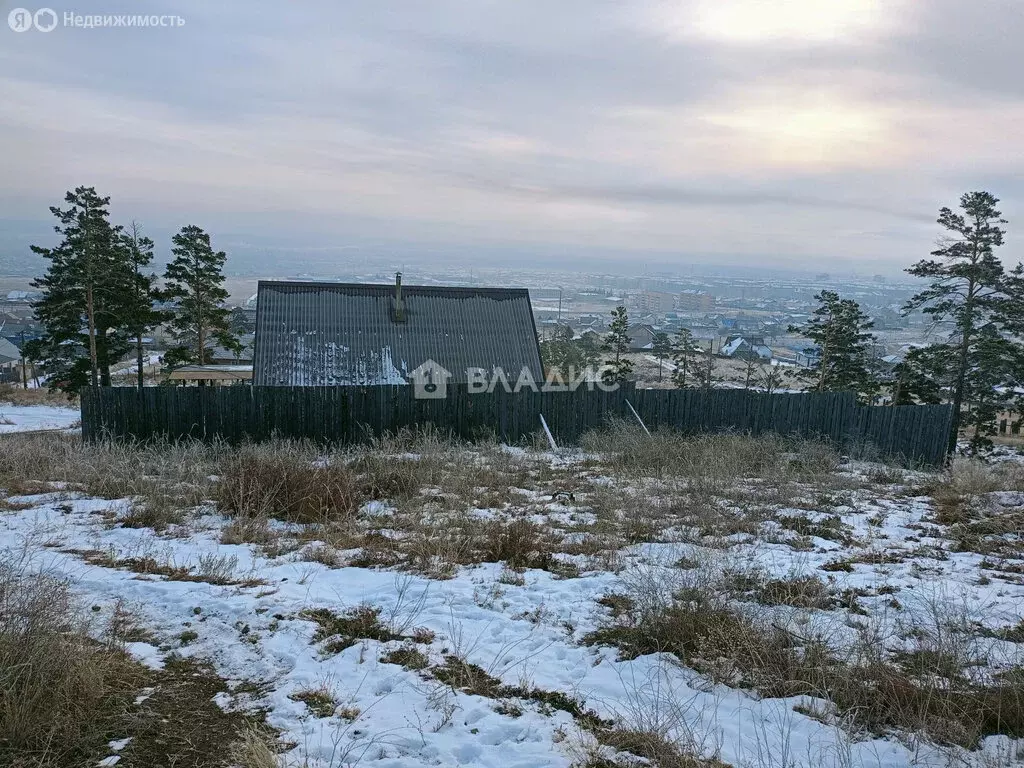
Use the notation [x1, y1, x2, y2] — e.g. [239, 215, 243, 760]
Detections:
[252, 280, 543, 386]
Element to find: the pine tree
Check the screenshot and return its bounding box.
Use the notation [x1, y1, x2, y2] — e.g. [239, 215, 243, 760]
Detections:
[162, 225, 239, 369]
[742, 354, 760, 390]
[651, 332, 671, 381]
[757, 366, 784, 394]
[229, 306, 255, 336]
[540, 325, 599, 380]
[960, 324, 1020, 452]
[601, 306, 634, 383]
[891, 346, 950, 406]
[120, 223, 165, 389]
[789, 290, 877, 402]
[700, 341, 716, 390]
[904, 191, 1023, 452]
[670, 328, 700, 388]
[30, 187, 136, 392]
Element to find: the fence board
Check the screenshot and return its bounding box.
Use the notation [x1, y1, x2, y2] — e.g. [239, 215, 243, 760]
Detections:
[80, 385, 954, 465]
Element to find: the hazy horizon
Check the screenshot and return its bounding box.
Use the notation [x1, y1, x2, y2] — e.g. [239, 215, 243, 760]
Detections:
[3, 0, 1022, 276]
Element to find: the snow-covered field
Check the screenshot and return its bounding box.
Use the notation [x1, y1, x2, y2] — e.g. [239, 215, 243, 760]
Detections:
[0, 403, 80, 433]
[2, 429, 1023, 768]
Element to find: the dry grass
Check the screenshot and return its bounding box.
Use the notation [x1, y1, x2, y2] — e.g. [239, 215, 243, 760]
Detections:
[0, 555, 144, 767]
[929, 458, 1024, 525]
[0, 433, 221, 518]
[288, 686, 339, 718]
[586, 559, 1024, 747]
[585, 727, 721, 768]
[232, 723, 282, 768]
[580, 422, 838, 487]
[217, 442, 360, 524]
[0, 383, 77, 407]
[301, 604, 401, 654]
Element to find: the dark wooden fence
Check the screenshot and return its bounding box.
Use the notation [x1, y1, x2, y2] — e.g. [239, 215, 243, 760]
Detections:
[80, 385, 954, 465]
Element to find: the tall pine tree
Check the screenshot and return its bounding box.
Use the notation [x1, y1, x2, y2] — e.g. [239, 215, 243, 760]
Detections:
[30, 187, 137, 392]
[670, 328, 700, 388]
[651, 332, 671, 381]
[162, 225, 239, 369]
[790, 290, 877, 402]
[121, 223, 166, 389]
[903, 191, 1023, 452]
[601, 306, 634, 383]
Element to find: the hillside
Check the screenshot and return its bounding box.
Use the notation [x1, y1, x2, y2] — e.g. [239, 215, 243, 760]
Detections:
[1, 421, 1023, 767]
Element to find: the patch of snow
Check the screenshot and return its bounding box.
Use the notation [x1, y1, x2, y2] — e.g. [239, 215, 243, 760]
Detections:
[0, 404, 80, 433]
[125, 642, 165, 671]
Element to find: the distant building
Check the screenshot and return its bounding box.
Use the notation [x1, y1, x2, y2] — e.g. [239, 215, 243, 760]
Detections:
[252, 275, 543, 386]
[0, 337, 21, 383]
[625, 324, 657, 351]
[166, 365, 252, 385]
[677, 290, 714, 312]
[575, 314, 604, 331]
[720, 336, 772, 361]
[634, 290, 676, 314]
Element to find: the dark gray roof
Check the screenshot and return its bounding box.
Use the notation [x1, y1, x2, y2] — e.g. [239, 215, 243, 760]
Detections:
[252, 280, 542, 386]
[0, 337, 19, 365]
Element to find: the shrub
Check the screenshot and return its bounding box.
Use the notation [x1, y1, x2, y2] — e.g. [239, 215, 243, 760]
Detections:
[483, 518, 556, 570]
[218, 442, 359, 523]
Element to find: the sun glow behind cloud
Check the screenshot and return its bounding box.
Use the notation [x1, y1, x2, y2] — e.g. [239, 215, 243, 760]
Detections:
[703, 90, 892, 169]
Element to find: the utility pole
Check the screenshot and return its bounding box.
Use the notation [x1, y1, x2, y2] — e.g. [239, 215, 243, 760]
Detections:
[20, 330, 27, 389]
[557, 287, 563, 325]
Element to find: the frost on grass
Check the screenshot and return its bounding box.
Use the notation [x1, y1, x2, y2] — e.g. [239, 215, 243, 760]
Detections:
[1, 428, 1024, 767]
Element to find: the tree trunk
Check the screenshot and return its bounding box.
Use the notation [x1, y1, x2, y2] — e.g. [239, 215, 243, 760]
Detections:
[704, 343, 713, 390]
[85, 283, 99, 388]
[136, 332, 145, 390]
[817, 336, 829, 392]
[892, 368, 903, 407]
[20, 332, 27, 390]
[948, 277, 977, 455]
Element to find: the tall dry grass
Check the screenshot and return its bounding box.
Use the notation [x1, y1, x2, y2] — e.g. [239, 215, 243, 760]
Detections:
[0, 554, 144, 766]
[0, 383, 76, 408]
[580, 421, 839, 488]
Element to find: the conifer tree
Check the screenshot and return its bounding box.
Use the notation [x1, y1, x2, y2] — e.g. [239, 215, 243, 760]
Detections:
[121, 222, 165, 389]
[229, 306, 255, 336]
[700, 341, 716, 390]
[670, 328, 700, 388]
[30, 187, 136, 392]
[757, 366, 784, 395]
[540, 325, 599, 380]
[162, 225, 239, 369]
[601, 306, 634, 383]
[652, 332, 671, 381]
[790, 290, 877, 402]
[903, 191, 1024, 452]
[891, 346, 950, 406]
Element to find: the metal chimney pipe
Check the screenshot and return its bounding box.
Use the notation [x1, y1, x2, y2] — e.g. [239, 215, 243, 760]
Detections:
[394, 271, 405, 322]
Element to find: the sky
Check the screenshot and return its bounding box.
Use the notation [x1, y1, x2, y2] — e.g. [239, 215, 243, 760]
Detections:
[2, 0, 1023, 276]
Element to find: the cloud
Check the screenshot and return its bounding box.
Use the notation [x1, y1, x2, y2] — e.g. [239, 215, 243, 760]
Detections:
[1, 0, 1022, 272]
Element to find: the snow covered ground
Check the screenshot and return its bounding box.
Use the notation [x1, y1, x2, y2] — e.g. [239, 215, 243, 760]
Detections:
[1, 435, 1023, 767]
[0, 403, 80, 433]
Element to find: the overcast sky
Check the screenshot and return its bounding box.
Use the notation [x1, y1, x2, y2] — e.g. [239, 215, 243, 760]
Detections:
[2, 0, 1023, 275]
